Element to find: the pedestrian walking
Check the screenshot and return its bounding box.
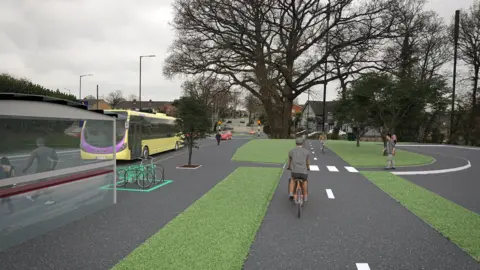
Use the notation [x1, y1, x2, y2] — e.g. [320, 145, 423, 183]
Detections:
[215, 132, 221, 146]
[23, 138, 58, 204]
[0, 157, 15, 214]
[383, 133, 396, 170]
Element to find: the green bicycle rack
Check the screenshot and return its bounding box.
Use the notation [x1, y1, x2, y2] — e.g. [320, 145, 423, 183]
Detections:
[115, 157, 165, 189]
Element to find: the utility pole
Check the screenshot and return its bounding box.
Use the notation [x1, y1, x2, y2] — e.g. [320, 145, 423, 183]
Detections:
[79, 74, 93, 100]
[322, 1, 331, 132]
[96, 85, 99, 109]
[139, 54, 156, 110]
[450, 10, 460, 143]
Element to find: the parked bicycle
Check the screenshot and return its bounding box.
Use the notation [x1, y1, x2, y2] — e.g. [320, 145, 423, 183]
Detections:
[116, 157, 157, 189]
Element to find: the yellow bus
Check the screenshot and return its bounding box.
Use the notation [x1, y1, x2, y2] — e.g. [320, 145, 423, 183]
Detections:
[80, 109, 182, 160]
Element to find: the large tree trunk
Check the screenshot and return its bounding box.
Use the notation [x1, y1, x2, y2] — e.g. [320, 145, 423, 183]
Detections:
[356, 131, 361, 147]
[264, 98, 293, 139]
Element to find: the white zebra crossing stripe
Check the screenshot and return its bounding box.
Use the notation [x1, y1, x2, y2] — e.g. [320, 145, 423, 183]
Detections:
[345, 166, 359, 173]
[326, 166, 339, 172]
[356, 263, 371, 270]
[309, 165, 320, 171]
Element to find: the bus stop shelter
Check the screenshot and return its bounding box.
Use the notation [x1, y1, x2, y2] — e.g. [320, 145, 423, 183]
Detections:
[0, 93, 117, 252]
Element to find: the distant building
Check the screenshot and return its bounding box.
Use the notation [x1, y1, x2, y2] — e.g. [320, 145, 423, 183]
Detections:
[300, 101, 337, 131]
[291, 104, 303, 116]
[80, 99, 111, 110]
[114, 100, 176, 116]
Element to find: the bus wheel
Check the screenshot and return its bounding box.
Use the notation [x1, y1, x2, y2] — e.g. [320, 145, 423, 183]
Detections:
[143, 147, 149, 158]
[175, 142, 179, 151]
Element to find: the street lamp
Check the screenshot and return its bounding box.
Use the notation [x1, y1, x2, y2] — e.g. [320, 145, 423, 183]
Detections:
[139, 55, 156, 110]
[79, 74, 93, 100]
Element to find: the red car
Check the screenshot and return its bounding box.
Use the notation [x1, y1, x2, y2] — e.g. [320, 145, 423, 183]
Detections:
[220, 131, 232, 140]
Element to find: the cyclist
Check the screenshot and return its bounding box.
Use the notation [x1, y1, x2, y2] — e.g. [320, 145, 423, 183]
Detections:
[287, 137, 311, 202]
[319, 133, 327, 152]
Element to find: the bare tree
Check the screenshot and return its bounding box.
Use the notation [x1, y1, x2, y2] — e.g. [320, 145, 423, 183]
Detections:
[164, 0, 397, 138]
[456, 2, 480, 145]
[105, 90, 126, 107]
[126, 93, 138, 101]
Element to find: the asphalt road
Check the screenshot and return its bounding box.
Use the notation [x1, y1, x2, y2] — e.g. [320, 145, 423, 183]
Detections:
[394, 144, 480, 214]
[0, 138, 244, 269]
[243, 140, 480, 270]
[1, 139, 479, 269]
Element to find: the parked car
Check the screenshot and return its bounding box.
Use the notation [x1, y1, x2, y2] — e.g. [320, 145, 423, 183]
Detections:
[249, 130, 256, 135]
[220, 131, 232, 140]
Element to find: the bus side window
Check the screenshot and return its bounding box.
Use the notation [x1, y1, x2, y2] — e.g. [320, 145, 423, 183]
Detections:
[152, 118, 164, 138]
[165, 119, 174, 137]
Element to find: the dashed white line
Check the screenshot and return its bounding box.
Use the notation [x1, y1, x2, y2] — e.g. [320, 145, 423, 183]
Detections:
[326, 189, 335, 199]
[312, 151, 315, 154]
[326, 166, 339, 172]
[345, 166, 359, 173]
[309, 165, 320, 171]
[356, 263, 371, 270]
[314, 157, 318, 160]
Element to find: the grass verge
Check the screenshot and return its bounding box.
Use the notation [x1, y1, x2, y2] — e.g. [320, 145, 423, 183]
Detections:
[112, 167, 283, 270]
[326, 140, 434, 167]
[231, 139, 293, 164]
[362, 171, 480, 261]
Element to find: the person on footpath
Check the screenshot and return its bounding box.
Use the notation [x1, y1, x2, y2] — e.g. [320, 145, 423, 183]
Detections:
[215, 132, 221, 146]
[383, 133, 396, 170]
[23, 138, 58, 204]
[0, 157, 15, 214]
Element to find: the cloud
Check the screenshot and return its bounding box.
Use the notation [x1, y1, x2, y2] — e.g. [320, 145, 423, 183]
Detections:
[0, 0, 178, 101]
[0, 0, 473, 104]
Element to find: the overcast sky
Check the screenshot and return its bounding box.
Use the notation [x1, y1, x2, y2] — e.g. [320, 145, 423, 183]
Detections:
[0, 0, 473, 105]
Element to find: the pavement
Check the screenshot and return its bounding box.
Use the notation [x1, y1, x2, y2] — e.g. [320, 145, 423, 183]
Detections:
[1, 138, 479, 269]
[243, 140, 480, 270]
[393, 144, 480, 215]
[0, 138, 265, 270]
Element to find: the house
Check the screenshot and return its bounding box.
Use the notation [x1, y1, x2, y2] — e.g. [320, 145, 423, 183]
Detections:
[300, 100, 382, 137]
[300, 101, 337, 131]
[80, 99, 111, 110]
[291, 104, 303, 116]
[114, 100, 176, 116]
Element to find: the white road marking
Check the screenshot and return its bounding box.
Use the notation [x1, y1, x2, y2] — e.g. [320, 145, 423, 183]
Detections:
[326, 166, 339, 172]
[309, 165, 320, 171]
[311, 147, 314, 149]
[345, 166, 359, 173]
[356, 263, 371, 270]
[312, 151, 315, 154]
[396, 144, 480, 150]
[392, 160, 471, 175]
[314, 157, 318, 160]
[326, 189, 335, 199]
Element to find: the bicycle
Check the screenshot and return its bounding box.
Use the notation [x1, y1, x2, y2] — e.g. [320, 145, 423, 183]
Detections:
[116, 157, 157, 189]
[287, 168, 307, 218]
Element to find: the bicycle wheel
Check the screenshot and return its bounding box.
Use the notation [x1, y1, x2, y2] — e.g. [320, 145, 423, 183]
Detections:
[136, 170, 153, 189]
[123, 169, 137, 188]
[116, 169, 127, 188]
[297, 185, 302, 218]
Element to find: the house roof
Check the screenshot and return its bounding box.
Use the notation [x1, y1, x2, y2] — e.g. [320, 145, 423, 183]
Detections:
[81, 99, 108, 104]
[115, 100, 172, 109]
[292, 104, 303, 113]
[302, 101, 337, 116]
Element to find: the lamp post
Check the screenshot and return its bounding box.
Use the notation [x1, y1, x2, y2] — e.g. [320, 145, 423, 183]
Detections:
[79, 74, 93, 100]
[139, 55, 156, 110]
